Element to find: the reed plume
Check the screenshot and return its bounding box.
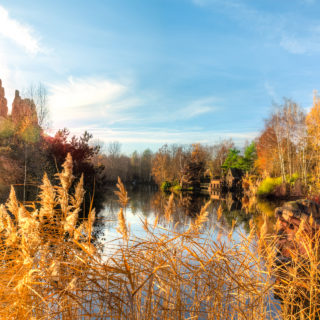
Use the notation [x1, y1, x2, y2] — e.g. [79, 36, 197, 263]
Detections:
[164, 193, 174, 222]
[117, 207, 129, 242]
[0, 155, 318, 319]
[114, 177, 129, 208]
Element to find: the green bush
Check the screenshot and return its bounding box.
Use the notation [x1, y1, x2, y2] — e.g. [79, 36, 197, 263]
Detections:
[257, 177, 282, 196]
[160, 181, 172, 191]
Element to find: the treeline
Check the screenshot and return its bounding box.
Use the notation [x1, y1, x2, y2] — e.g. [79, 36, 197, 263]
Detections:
[151, 95, 320, 197]
[0, 121, 105, 210]
[92, 142, 154, 184]
[150, 140, 257, 191]
[3, 81, 320, 200]
[252, 97, 320, 197]
[91, 139, 257, 191]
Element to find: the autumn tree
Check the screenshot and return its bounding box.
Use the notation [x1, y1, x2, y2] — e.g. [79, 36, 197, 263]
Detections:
[256, 99, 306, 182]
[306, 93, 320, 190]
[256, 125, 279, 176]
[180, 144, 208, 189]
[151, 144, 172, 185]
[208, 139, 234, 177]
[140, 149, 153, 182]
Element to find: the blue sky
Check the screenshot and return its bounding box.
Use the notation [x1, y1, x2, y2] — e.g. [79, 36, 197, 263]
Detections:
[0, 0, 319, 153]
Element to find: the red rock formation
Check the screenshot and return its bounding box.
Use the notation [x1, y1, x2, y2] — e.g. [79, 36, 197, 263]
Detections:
[0, 79, 8, 118]
[11, 90, 38, 126]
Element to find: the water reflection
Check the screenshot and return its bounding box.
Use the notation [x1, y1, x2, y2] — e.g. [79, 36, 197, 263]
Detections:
[97, 186, 282, 242]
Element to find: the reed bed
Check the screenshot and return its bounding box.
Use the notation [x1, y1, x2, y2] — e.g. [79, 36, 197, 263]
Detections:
[0, 154, 318, 319]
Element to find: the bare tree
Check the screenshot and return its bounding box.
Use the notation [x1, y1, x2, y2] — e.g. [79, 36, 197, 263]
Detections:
[107, 141, 121, 158]
[25, 82, 50, 129]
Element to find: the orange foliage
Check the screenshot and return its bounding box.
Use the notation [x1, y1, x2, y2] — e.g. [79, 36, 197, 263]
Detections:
[306, 93, 320, 153]
[255, 126, 278, 176]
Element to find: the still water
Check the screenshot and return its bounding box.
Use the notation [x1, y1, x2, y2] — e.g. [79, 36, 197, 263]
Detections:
[0, 183, 280, 240]
[96, 185, 280, 244]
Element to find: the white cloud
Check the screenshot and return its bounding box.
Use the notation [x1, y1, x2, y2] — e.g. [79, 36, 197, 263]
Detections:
[62, 125, 257, 150]
[48, 76, 141, 128]
[49, 77, 127, 109]
[0, 6, 41, 54]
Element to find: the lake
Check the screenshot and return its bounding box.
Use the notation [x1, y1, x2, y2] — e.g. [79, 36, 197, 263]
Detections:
[96, 185, 281, 245]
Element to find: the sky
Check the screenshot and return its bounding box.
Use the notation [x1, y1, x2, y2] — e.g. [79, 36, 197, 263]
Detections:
[0, 0, 319, 154]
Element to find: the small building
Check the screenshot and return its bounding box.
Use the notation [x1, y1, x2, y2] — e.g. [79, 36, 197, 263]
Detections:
[225, 168, 243, 190]
[210, 178, 221, 191]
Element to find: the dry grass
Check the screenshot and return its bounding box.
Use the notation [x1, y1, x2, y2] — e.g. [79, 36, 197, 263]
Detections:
[0, 154, 318, 319]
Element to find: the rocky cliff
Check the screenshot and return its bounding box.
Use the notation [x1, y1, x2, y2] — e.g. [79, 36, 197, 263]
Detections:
[0, 80, 39, 126]
[0, 80, 8, 118]
[11, 90, 38, 126]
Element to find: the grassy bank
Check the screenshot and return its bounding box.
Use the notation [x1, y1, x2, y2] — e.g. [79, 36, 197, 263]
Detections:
[0, 155, 319, 319]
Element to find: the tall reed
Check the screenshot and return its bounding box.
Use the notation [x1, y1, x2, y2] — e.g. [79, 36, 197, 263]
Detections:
[0, 154, 318, 319]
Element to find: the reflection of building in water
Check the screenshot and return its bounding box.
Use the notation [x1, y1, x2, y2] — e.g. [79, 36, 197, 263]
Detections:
[206, 178, 221, 194]
[210, 190, 222, 201]
[210, 190, 242, 211]
[178, 193, 208, 217]
[225, 168, 243, 191]
[225, 192, 242, 212]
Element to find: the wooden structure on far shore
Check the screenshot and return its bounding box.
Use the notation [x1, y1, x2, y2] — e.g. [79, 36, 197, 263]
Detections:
[200, 168, 244, 194]
[225, 168, 243, 190]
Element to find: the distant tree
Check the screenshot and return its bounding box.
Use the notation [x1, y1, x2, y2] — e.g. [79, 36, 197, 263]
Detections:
[141, 149, 153, 182]
[152, 145, 171, 185]
[44, 129, 107, 214]
[306, 93, 320, 190]
[180, 144, 207, 189]
[222, 148, 241, 172]
[256, 125, 278, 176]
[208, 139, 234, 176]
[25, 82, 50, 129]
[242, 142, 257, 173]
[256, 99, 306, 181]
[221, 142, 257, 174]
[45, 129, 101, 182]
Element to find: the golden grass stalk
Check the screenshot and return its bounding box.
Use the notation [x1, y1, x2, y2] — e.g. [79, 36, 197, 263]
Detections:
[217, 204, 223, 221]
[164, 193, 174, 222]
[0, 155, 319, 319]
[117, 207, 129, 242]
[114, 177, 130, 208]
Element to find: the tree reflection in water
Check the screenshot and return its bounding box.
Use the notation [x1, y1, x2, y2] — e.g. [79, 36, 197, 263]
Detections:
[96, 186, 282, 240]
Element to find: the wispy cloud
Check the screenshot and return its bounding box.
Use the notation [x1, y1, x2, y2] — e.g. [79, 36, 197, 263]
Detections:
[264, 81, 278, 101]
[279, 33, 320, 55]
[179, 97, 219, 119]
[191, 0, 320, 55]
[0, 6, 41, 54]
[49, 77, 127, 109]
[63, 125, 257, 150]
[280, 35, 307, 54]
[48, 76, 141, 128]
